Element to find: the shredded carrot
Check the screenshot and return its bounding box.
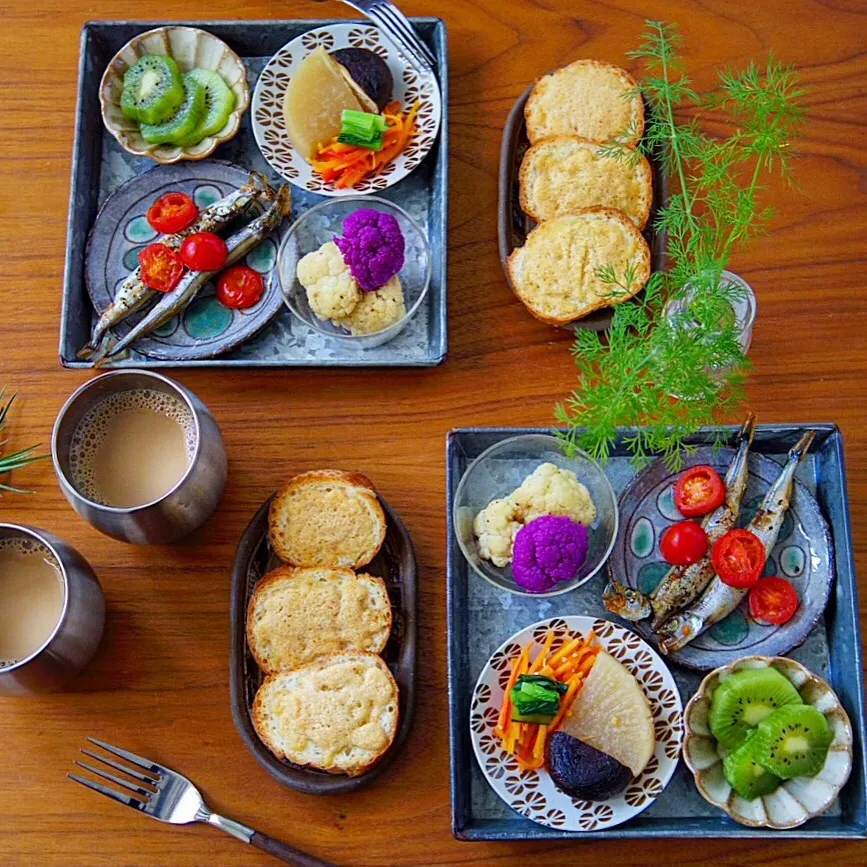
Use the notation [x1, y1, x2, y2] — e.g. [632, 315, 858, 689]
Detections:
[528, 631, 555, 673]
[495, 644, 529, 736]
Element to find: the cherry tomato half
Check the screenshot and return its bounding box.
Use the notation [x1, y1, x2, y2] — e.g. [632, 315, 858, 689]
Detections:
[674, 465, 726, 518]
[217, 265, 265, 310]
[712, 528, 766, 588]
[180, 232, 228, 271]
[138, 243, 184, 292]
[749, 576, 799, 626]
[660, 520, 708, 566]
[146, 192, 199, 235]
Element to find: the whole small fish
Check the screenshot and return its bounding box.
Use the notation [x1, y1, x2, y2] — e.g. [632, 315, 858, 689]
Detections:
[79, 172, 274, 361]
[97, 185, 291, 364]
[656, 429, 816, 654]
[603, 414, 756, 626]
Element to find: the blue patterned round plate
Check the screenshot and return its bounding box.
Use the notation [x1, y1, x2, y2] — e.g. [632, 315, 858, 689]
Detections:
[84, 161, 287, 361]
[609, 448, 833, 670]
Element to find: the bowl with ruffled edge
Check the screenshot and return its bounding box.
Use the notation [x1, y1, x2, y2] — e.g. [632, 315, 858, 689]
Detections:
[683, 655, 853, 829]
[452, 433, 618, 597]
[99, 26, 250, 164]
[277, 196, 431, 350]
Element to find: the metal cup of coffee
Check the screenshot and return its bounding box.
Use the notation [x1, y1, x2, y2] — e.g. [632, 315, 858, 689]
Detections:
[51, 370, 228, 544]
[0, 523, 106, 697]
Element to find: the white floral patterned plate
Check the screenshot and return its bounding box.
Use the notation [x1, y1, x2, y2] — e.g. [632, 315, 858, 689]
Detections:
[252, 24, 441, 196]
[470, 616, 683, 831]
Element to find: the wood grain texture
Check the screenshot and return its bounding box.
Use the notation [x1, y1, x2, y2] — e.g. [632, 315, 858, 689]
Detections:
[0, 1, 865, 864]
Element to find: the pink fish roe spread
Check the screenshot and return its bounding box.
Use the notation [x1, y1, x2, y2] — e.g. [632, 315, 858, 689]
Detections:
[512, 515, 589, 593]
[335, 208, 405, 291]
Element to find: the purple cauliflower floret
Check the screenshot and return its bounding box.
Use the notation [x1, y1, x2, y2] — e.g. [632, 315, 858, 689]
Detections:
[334, 208, 405, 291]
[512, 515, 589, 594]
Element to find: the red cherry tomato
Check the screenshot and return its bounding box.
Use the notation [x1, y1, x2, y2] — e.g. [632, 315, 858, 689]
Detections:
[217, 265, 265, 310]
[138, 243, 184, 292]
[146, 192, 198, 235]
[660, 520, 708, 566]
[674, 465, 726, 517]
[180, 232, 228, 271]
[749, 577, 799, 625]
[712, 528, 766, 588]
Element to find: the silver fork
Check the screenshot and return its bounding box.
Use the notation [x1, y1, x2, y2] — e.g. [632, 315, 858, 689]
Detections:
[314, 0, 437, 71]
[69, 738, 333, 866]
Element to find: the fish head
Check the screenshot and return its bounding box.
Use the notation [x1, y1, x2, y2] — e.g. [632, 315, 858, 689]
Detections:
[603, 581, 652, 621]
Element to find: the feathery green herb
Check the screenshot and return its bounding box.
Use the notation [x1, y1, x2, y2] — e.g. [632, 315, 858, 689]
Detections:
[0, 388, 48, 494]
[556, 21, 805, 467]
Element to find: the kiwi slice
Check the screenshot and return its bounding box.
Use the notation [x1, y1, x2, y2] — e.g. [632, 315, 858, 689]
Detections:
[708, 667, 803, 750]
[121, 55, 184, 125]
[723, 732, 782, 800]
[175, 69, 236, 147]
[754, 703, 833, 779]
[140, 73, 206, 146]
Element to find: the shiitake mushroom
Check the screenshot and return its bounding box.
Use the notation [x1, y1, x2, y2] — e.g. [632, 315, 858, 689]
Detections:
[331, 48, 394, 112]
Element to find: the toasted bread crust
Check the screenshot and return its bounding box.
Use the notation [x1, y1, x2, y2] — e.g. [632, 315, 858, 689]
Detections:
[518, 135, 652, 228]
[246, 565, 392, 674]
[268, 469, 386, 568]
[525, 60, 644, 146]
[252, 651, 399, 776]
[506, 207, 651, 326]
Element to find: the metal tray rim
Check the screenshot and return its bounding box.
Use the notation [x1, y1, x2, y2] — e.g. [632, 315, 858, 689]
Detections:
[447, 424, 867, 840]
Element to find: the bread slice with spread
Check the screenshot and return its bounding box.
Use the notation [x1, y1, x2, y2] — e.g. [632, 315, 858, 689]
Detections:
[252, 651, 399, 776]
[269, 469, 386, 569]
[247, 565, 392, 674]
[506, 208, 650, 325]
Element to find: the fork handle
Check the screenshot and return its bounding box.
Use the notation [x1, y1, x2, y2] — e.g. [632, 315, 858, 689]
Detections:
[250, 831, 334, 866]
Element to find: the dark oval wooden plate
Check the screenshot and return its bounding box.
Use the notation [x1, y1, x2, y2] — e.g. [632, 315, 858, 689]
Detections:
[230, 492, 417, 794]
[498, 85, 669, 332]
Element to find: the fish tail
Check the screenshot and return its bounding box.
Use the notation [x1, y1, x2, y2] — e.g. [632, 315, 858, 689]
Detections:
[275, 184, 292, 217]
[736, 412, 757, 446]
[245, 171, 276, 200]
[790, 430, 816, 461]
[657, 612, 704, 654]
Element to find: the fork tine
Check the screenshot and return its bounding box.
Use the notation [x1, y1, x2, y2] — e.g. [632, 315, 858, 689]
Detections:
[81, 748, 158, 784]
[366, 7, 428, 71]
[74, 761, 155, 800]
[87, 738, 162, 776]
[374, 4, 436, 67]
[68, 773, 148, 811]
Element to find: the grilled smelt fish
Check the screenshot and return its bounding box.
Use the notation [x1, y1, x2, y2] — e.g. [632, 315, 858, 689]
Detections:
[657, 430, 816, 654]
[97, 185, 292, 364]
[603, 414, 756, 627]
[79, 172, 274, 361]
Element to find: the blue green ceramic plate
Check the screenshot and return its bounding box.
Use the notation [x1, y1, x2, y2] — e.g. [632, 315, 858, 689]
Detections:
[84, 160, 286, 361]
[609, 447, 834, 670]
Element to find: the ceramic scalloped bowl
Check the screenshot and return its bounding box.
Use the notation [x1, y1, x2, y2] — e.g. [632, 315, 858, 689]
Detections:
[99, 27, 250, 164]
[683, 655, 853, 829]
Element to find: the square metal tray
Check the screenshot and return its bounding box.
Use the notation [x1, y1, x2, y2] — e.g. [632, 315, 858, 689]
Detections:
[447, 425, 867, 840]
[61, 18, 448, 368]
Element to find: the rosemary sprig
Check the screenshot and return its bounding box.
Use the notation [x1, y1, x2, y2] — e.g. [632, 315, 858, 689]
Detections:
[0, 388, 48, 494]
[556, 20, 805, 467]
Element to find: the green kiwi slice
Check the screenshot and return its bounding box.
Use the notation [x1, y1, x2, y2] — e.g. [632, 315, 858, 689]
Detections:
[754, 703, 833, 779]
[140, 74, 206, 146]
[708, 667, 803, 750]
[121, 55, 184, 125]
[723, 732, 782, 800]
[174, 69, 237, 147]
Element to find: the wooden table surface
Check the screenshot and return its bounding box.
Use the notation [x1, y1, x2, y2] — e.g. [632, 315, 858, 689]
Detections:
[1, 0, 865, 864]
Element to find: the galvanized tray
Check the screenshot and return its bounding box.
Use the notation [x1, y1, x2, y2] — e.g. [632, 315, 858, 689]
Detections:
[447, 425, 866, 840]
[61, 18, 448, 368]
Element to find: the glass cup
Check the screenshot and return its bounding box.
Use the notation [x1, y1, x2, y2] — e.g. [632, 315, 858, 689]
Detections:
[51, 370, 228, 544]
[0, 523, 105, 697]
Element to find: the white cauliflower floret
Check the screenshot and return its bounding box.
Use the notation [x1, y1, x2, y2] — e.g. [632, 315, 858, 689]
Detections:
[297, 241, 362, 321]
[510, 462, 597, 526]
[473, 497, 522, 567]
[334, 275, 406, 336]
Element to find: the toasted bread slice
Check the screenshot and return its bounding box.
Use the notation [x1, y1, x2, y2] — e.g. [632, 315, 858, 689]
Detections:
[252, 651, 399, 776]
[247, 565, 392, 674]
[525, 60, 644, 145]
[519, 135, 652, 228]
[506, 208, 651, 325]
[269, 469, 386, 568]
